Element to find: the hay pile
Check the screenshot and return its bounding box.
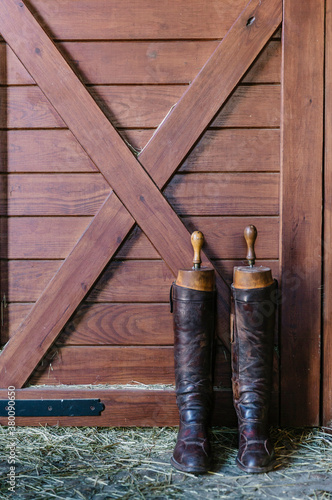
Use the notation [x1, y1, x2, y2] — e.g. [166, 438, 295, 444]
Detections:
[0, 426, 331, 499]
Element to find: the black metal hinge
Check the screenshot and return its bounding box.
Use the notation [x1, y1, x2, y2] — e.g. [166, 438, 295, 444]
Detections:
[0, 399, 105, 417]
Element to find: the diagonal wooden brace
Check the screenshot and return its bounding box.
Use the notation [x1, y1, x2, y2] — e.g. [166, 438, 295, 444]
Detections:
[0, 0, 282, 387]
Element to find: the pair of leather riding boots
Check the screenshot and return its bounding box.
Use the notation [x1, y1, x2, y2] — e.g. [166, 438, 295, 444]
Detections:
[170, 280, 277, 474]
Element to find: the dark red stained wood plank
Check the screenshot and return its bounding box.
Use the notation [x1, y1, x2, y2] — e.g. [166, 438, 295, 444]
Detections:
[212, 85, 280, 128]
[2, 303, 32, 344]
[1, 217, 92, 259]
[57, 303, 173, 346]
[4, 130, 97, 173]
[0, 87, 65, 128]
[0, 387, 280, 427]
[0, 388, 240, 427]
[26, 0, 248, 40]
[2, 40, 280, 85]
[164, 173, 280, 216]
[29, 345, 232, 387]
[182, 217, 279, 259]
[2, 258, 279, 304]
[1, 215, 279, 261]
[280, 0, 324, 426]
[1, 260, 61, 302]
[117, 217, 279, 260]
[324, 0, 332, 428]
[0, 0, 281, 387]
[180, 129, 280, 173]
[2, 174, 111, 216]
[139, 0, 282, 187]
[86, 261, 173, 303]
[0, 194, 136, 388]
[1, 84, 279, 129]
[242, 40, 281, 83]
[0, 300, 222, 346]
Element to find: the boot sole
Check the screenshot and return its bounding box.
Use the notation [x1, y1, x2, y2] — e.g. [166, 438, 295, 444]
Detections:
[236, 457, 276, 474]
[170, 456, 209, 475]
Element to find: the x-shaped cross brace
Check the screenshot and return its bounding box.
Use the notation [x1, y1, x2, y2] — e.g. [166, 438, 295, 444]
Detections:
[0, 0, 281, 387]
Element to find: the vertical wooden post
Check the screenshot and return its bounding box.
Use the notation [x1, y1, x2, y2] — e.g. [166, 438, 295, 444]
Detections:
[280, 0, 324, 426]
[323, 0, 332, 428]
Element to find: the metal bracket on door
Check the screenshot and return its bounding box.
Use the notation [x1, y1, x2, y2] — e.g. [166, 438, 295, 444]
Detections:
[0, 399, 105, 417]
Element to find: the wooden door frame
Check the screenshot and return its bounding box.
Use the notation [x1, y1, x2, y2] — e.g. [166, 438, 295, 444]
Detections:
[280, 0, 324, 426]
[323, 0, 332, 429]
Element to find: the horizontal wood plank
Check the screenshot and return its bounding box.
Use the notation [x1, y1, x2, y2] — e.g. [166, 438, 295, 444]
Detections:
[0, 386, 280, 427]
[180, 129, 280, 172]
[213, 85, 280, 128]
[0, 387, 241, 427]
[1, 260, 61, 302]
[4, 130, 97, 173]
[4, 303, 173, 345]
[1, 85, 280, 129]
[1, 174, 111, 216]
[164, 173, 280, 215]
[87, 261, 174, 303]
[1, 216, 279, 260]
[29, 345, 232, 386]
[26, 0, 248, 40]
[3, 40, 281, 85]
[1, 87, 65, 129]
[1, 172, 279, 216]
[117, 217, 279, 260]
[1, 217, 91, 259]
[2, 259, 279, 303]
[2, 128, 280, 172]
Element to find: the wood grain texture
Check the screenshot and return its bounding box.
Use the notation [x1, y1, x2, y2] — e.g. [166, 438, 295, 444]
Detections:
[0, 87, 65, 128]
[1, 84, 279, 129]
[2, 174, 111, 216]
[2, 215, 279, 260]
[0, 0, 281, 386]
[3, 128, 280, 173]
[0, 194, 136, 388]
[1, 217, 91, 259]
[164, 173, 280, 215]
[86, 261, 174, 303]
[4, 130, 97, 173]
[3, 259, 279, 304]
[0, 386, 279, 427]
[29, 345, 232, 387]
[179, 129, 280, 172]
[139, 0, 282, 186]
[280, 0, 324, 426]
[117, 217, 280, 260]
[0, 387, 239, 427]
[212, 85, 280, 128]
[57, 303, 173, 346]
[2, 40, 281, 85]
[1, 260, 61, 302]
[323, 0, 332, 428]
[26, 0, 248, 40]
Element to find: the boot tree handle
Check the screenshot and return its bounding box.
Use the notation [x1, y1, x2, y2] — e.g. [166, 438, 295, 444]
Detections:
[244, 225, 257, 267]
[191, 231, 204, 269]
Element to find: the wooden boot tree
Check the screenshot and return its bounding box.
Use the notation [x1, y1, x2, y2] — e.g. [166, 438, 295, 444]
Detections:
[233, 225, 274, 289]
[176, 231, 215, 292]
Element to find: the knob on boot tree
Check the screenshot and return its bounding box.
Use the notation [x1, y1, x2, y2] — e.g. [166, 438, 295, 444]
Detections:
[170, 231, 215, 474]
[231, 225, 277, 473]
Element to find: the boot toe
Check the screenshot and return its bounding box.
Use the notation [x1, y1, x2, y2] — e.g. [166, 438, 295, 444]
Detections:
[172, 439, 210, 473]
[237, 440, 275, 473]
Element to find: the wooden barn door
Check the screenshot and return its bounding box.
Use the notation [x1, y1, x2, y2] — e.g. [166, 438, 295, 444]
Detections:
[0, 0, 325, 427]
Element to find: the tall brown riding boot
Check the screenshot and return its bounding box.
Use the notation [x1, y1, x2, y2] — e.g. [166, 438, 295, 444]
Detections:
[231, 225, 278, 473]
[170, 231, 216, 474]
